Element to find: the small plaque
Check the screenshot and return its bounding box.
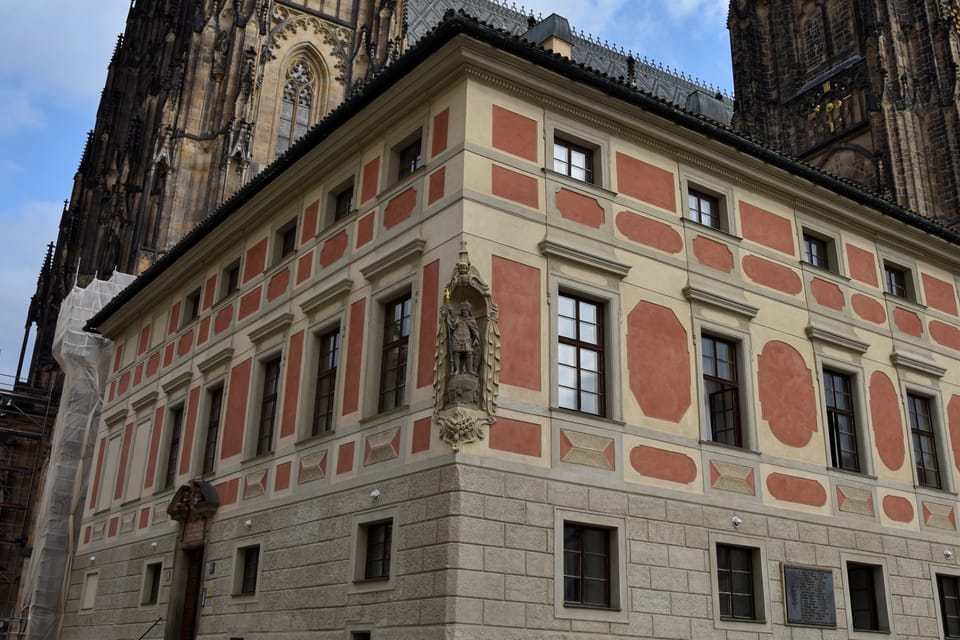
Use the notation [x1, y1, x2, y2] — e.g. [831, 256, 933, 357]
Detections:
[783, 565, 836, 627]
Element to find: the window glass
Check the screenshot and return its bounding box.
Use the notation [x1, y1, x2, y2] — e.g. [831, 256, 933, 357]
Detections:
[312, 328, 340, 435]
[563, 523, 611, 608]
[379, 295, 412, 412]
[702, 335, 741, 447]
[824, 369, 860, 471]
[688, 189, 720, 229]
[554, 138, 594, 183]
[717, 544, 756, 620]
[557, 294, 604, 415]
[908, 393, 941, 488]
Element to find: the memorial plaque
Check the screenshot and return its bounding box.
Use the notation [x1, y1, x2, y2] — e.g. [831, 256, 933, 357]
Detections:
[783, 565, 836, 627]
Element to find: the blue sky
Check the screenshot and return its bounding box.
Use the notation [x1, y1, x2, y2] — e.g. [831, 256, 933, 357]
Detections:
[0, 0, 732, 381]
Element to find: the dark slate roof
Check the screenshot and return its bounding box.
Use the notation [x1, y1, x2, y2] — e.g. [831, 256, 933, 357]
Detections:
[86, 11, 960, 330]
[404, 0, 734, 123]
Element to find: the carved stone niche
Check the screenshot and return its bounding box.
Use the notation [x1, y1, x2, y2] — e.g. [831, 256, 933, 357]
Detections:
[434, 246, 500, 451]
[167, 479, 220, 546]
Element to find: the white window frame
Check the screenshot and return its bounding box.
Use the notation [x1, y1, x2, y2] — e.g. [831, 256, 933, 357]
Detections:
[840, 552, 894, 638]
[932, 564, 960, 640]
[349, 506, 399, 594]
[708, 531, 772, 633]
[232, 541, 264, 598]
[679, 164, 737, 236]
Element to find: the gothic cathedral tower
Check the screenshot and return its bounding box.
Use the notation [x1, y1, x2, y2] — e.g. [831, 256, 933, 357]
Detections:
[729, 0, 960, 222]
[26, 0, 405, 387]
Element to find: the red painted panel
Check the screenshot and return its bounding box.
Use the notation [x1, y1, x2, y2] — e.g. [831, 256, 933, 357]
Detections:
[627, 302, 690, 422]
[615, 152, 676, 212]
[280, 331, 304, 438]
[758, 341, 818, 448]
[851, 294, 886, 324]
[428, 167, 445, 205]
[133, 363, 144, 387]
[238, 285, 262, 321]
[870, 371, 905, 471]
[167, 303, 181, 337]
[743, 255, 802, 294]
[89, 437, 106, 510]
[384, 187, 417, 229]
[846, 244, 878, 286]
[108, 381, 116, 403]
[320, 231, 348, 267]
[138, 507, 150, 530]
[616, 211, 682, 254]
[302, 200, 320, 244]
[492, 256, 541, 391]
[215, 478, 239, 506]
[810, 277, 844, 310]
[275, 461, 292, 492]
[83, 526, 91, 545]
[931, 320, 960, 351]
[630, 445, 696, 484]
[222, 359, 252, 459]
[242, 239, 268, 283]
[179, 387, 201, 476]
[146, 353, 161, 378]
[361, 157, 380, 204]
[137, 325, 151, 355]
[432, 109, 449, 158]
[922, 273, 958, 315]
[692, 235, 734, 273]
[177, 329, 194, 357]
[113, 423, 134, 500]
[412, 417, 432, 454]
[118, 372, 131, 397]
[766, 473, 827, 507]
[202, 274, 217, 311]
[337, 441, 356, 475]
[883, 495, 914, 523]
[342, 299, 366, 415]
[356, 212, 375, 248]
[417, 261, 440, 389]
[490, 418, 542, 457]
[267, 268, 290, 302]
[555, 188, 604, 228]
[491, 105, 538, 161]
[112, 343, 124, 373]
[197, 317, 211, 345]
[297, 251, 313, 284]
[144, 406, 164, 490]
[893, 307, 923, 337]
[948, 396, 960, 473]
[739, 202, 795, 256]
[108, 517, 118, 538]
[214, 303, 234, 334]
[491, 165, 539, 208]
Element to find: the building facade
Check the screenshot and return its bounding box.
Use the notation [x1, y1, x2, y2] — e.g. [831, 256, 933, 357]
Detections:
[62, 14, 960, 640]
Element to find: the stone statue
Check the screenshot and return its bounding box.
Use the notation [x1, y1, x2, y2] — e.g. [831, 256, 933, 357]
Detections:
[446, 297, 481, 376]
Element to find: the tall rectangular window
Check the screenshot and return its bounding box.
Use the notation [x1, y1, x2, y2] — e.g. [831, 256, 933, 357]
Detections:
[162, 406, 184, 490]
[312, 328, 340, 435]
[803, 233, 829, 269]
[397, 137, 422, 180]
[557, 294, 604, 416]
[239, 545, 260, 595]
[553, 138, 594, 183]
[908, 393, 941, 489]
[201, 387, 224, 475]
[334, 184, 354, 221]
[220, 260, 241, 300]
[847, 563, 886, 632]
[379, 294, 411, 412]
[716, 544, 756, 621]
[702, 335, 741, 447]
[688, 189, 721, 229]
[275, 220, 297, 262]
[142, 562, 162, 605]
[363, 521, 393, 580]
[938, 574, 960, 638]
[884, 263, 908, 298]
[824, 369, 860, 472]
[563, 522, 611, 608]
[257, 357, 281, 456]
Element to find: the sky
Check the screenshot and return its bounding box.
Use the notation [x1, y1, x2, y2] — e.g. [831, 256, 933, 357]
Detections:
[0, 0, 733, 382]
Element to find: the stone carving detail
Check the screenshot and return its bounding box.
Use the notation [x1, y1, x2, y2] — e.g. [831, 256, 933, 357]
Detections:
[268, 8, 353, 83]
[167, 479, 220, 522]
[435, 245, 500, 450]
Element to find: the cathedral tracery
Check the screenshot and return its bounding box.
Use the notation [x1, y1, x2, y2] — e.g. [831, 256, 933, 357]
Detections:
[276, 57, 318, 155]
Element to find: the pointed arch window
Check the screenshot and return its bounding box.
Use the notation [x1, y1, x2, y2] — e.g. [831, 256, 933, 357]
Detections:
[277, 59, 316, 156]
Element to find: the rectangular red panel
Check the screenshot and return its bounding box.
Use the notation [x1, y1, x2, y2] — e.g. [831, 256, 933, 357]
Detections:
[412, 417, 432, 454]
[739, 201, 795, 256]
[143, 406, 165, 490]
[431, 108, 449, 158]
[113, 423, 134, 501]
[238, 285, 262, 321]
[137, 325, 151, 355]
[133, 363, 144, 387]
[428, 167, 445, 205]
[202, 274, 218, 311]
[302, 200, 319, 244]
[615, 152, 677, 212]
[361, 157, 380, 204]
[275, 461, 292, 492]
[297, 251, 313, 284]
[243, 238, 268, 283]
[112, 343, 124, 373]
[492, 256, 541, 390]
[216, 478, 239, 506]
[280, 331, 304, 438]
[108, 517, 118, 538]
[179, 386, 201, 476]
[222, 359, 252, 459]
[138, 507, 151, 530]
[167, 302, 181, 336]
[492, 105, 538, 162]
[490, 417, 542, 457]
[342, 299, 366, 415]
[89, 437, 106, 510]
[492, 165, 538, 208]
[356, 212, 375, 248]
[337, 441, 355, 475]
[417, 261, 440, 388]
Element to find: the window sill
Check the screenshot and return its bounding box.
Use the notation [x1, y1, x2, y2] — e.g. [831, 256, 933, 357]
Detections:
[544, 169, 616, 200]
[826, 466, 877, 481]
[680, 216, 742, 243]
[550, 406, 625, 429]
[296, 429, 337, 447]
[882, 292, 926, 312]
[799, 261, 849, 283]
[360, 404, 410, 425]
[699, 439, 760, 458]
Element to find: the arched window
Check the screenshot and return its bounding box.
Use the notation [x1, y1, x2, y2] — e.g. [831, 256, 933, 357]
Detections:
[802, 14, 826, 69]
[276, 59, 316, 155]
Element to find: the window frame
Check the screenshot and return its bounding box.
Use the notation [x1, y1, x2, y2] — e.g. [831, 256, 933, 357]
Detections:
[140, 560, 163, 606]
[556, 292, 606, 417]
[907, 391, 942, 489]
[181, 287, 202, 327]
[553, 136, 595, 184]
[80, 570, 99, 612]
[553, 510, 628, 623]
[254, 354, 282, 457]
[679, 166, 736, 235]
[800, 228, 842, 274]
[562, 521, 612, 608]
[332, 181, 355, 223]
[881, 258, 920, 303]
[310, 325, 341, 437]
[161, 404, 185, 491]
[841, 554, 893, 637]
[233, 543, 262, 597]
[393, 130, 424, 182]
[544, 117, 608, 190]
[200, 384, 224, 476]
[275, 56, 318, 157]
[273, 218, 298, 265]
[701, 333, 744, 448]
[708, 532, 771, 632]
[823, 368, 862, 473]
[219, 259, 241, 302]
[934, 568, 960, 639]
[377, 292, 413, 414]
[350, 507, 399, 593]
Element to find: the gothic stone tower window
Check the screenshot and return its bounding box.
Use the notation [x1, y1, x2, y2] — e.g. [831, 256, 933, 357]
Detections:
[277, 59, 316, 156]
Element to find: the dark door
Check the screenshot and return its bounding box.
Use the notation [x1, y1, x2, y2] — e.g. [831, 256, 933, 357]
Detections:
[179, 547, 204, 640]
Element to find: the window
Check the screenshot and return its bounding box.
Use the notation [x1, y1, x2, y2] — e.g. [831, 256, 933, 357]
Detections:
[938, 574, 960, 638]
[256, 357, 282, 456]
[557, 294, 604, 416]
[141, 562, 162, 605]
[220, 260, 241, 300]
[563, 523, 611, 608]
[276, 220, 298, 262]
[80, 571, 99, 611]
[276, 59, 315, 155]
[702, 335, 742, 447]
[847, 563, 888, 632]
[884, 262, 910, 299]
[162, 406, 184, 490]
[379, 294, 412, 412]
[397, 137, 422, 180]
[362, 520, 392, 580]
[334, 183, 354, 222]
[238, 545, 260, 595]
[908, 393, 941, 489]
[688, 188, 721, 229]
[803, 233, 829, 269]
[182, 288, 202, 326]
[351, 633, 372, 640]
[201, 386, 224, 475]
[312, 328, 340, 435]
[824, 369, 860, 472]
[716, 544, 758, 621]
[553, 138, 594, 183]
